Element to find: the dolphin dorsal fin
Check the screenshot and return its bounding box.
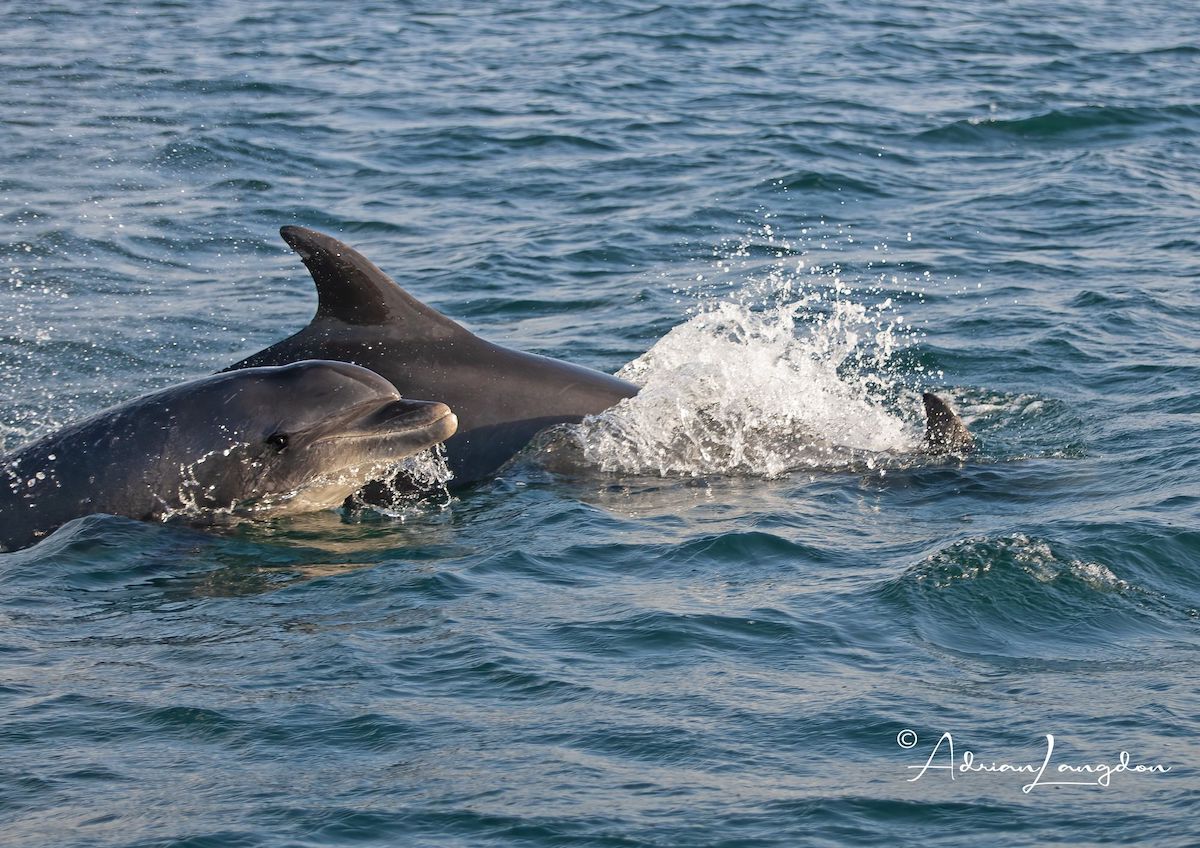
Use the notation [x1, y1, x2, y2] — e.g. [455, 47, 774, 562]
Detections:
[280, 226, 461, 334]
[923, 392, 974, 455]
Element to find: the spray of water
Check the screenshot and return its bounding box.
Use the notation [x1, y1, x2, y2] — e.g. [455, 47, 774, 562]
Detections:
[159, 443, 453, 523]
[345, 444, 455, 518]
[549, 220, 942, 478]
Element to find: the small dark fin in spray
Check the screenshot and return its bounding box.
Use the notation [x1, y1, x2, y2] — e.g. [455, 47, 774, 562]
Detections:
[279, 226, 462, 335]
[923, 392, 974, 455]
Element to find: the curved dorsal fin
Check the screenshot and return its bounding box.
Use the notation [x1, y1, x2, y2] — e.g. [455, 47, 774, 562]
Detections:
[923, 392, 974, 455]
[280, 226, 462, 334]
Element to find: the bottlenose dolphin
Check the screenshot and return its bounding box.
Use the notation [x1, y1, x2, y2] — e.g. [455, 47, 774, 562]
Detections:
[226, 228, 971, 487]
[227, 227, 639, 486]
[0, 361, 456, 552]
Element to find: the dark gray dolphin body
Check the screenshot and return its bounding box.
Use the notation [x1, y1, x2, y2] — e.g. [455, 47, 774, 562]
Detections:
[0, 361, 456, 552]
[226, 227, 639, 486]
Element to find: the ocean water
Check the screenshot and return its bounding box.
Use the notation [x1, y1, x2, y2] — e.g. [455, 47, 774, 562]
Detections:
[3, 1, 1199, 845]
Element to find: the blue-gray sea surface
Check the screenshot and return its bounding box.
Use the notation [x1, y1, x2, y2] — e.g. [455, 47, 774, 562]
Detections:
[2, 1, 1199, 846]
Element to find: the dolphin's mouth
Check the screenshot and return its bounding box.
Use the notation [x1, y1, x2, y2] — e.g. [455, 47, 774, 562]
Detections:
[311, 399, 458, 452]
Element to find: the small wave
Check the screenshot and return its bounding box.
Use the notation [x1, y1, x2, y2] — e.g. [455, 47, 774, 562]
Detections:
[916, 104, 1200, 147]
[877, 533, 1174, 661]
[0, 513, 213, 589]
[952, 389, 1085, 460]
[904, 533, 1126, 590]
[772, 169, 890, 197]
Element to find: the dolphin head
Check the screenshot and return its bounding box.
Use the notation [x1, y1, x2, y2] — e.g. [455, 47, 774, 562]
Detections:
[177, 361, 456, 517]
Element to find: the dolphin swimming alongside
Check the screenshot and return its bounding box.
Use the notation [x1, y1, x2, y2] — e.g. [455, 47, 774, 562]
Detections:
[226, 227, 971, 488]
[0, 360, 457, 552]
[227, 226, 639, 486]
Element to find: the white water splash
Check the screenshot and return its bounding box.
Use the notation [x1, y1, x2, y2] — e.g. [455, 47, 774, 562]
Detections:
[159, 442, 453, 524]
[554, 222, 939, 478]
[387, 443, 454, 492]
[348, 443, 456, 518]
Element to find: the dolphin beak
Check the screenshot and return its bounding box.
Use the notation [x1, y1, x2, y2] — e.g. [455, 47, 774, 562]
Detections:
[361, 399, 457, 441]
[312, 399, 457, 453]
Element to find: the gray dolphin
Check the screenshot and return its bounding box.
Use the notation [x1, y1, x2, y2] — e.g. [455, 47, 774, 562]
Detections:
[226, 226, 639, 486]
[0, 361, 457, 552]
[226, 228, 970, 487]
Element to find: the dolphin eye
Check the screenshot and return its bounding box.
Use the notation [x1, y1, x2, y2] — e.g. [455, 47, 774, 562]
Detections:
[265, 433, 290, 452]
